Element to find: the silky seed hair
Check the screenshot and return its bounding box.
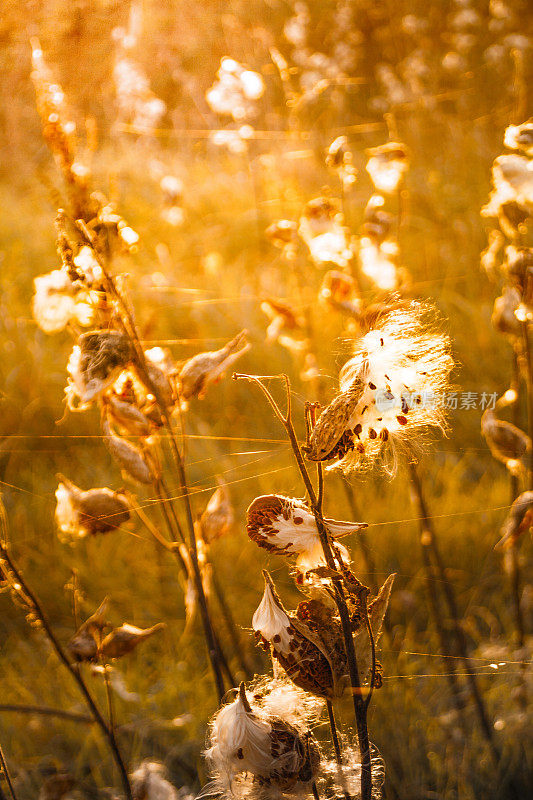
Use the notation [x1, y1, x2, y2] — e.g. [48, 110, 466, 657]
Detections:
[307, 300, 454, 473]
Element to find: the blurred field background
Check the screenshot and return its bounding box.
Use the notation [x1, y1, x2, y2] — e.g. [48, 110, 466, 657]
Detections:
[0, 1, 532, 799]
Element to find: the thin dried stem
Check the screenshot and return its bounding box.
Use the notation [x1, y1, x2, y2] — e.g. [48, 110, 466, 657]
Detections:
[0, 504, 132, 800]
[0, 744, 17, 800]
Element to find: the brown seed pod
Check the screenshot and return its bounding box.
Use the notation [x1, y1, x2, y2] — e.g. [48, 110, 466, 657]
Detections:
[102, 419, 153, 484]
[99, 622, 165, 659]
[304, 379, 365, 461]
[495, 491, 533, 549]
[481, 405, 531, 474]
[67, 598, 109, 663]
[252, 571, 348, 699]
[179, 330, 250, 400]
[200, 482, 234, 543]
[55, 477, 130, 540]
[106, 394, 152, 437]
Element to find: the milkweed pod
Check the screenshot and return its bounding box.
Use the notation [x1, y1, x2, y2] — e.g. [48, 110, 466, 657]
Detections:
[246, 494, 365, 570]
[102, 419, 153, 484]
[67, 598, 109, 662]
[496, 491, 533, 549]
[179, 330, 250, 400]
[55, 476, 130, 540]
[99, 622, 165, 659]
[252, 571, 348, 698]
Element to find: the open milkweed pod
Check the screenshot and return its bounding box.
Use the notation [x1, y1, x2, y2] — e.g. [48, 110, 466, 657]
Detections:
[246, 494, 366, 571]
[66, 330, 133, 409]
[352, 574, 395, 684]
[205, 682, 319, 793]
[55, 476, 130, 541]
[305, 301, 454, 473]
[99, 622, 165, 659]
[252, 571, 348, 698]
[67, 598, 109, 662]
[179, 330, 250, 401]
[495, 491, 533, 549]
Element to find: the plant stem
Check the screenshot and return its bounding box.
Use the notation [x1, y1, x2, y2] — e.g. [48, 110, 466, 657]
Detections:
[86, 253, 227, 702]
[407, 461, 502, 767]
[0, 744, 17, 800]
[0, 514, 132, 800]
[233, 373, 373, 800]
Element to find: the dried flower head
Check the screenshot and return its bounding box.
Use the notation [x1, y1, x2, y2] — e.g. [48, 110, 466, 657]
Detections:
[366, 142, 409, 194]
[179, 330, 250, 401]
[130, 761, 179, 800]
[252, 571, 348, 698]
[246, 494, 365, 571]
[55, 477, 130, 542]
[305, 302, 454, 472]
[363, 194, 394, 244]
[205, 682, 319, 795]
[482, 154, 533, 237]
[66, 331, 133, 409]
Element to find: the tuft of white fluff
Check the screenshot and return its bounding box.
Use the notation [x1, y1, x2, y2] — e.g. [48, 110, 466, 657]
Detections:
[130, 761, 179, 800]
[251, 582, 293, 655]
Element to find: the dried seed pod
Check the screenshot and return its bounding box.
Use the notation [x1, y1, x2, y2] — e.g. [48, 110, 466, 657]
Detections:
[55, 476, 130, 541]
[352, 573, 395, 683]
[306, 302, 454, 473]
[304, 380, 366, 462]
[252, 571, 348, 698]
[246, 494, 365, 570]
[492, 286, 521, 337]
[200, 482, 234, 543]
[106, 394, 152, 437]
[205, 682, 319, 793]
[179, 330, 250, 400]
[481, 403, 531, 475]
[495, 491, 533, 549]
[67, 598, 109, 662]
[66, 331, 133, 407]
[100, 622, 165, 659]
[102, 419, 153, 484]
